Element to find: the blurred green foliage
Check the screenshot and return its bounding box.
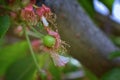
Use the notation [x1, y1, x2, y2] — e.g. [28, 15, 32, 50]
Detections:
[0, 41, 29, 76]
[84, 68, 98, 80]
[5, 56, 36, 80]
[101, 68, 120, 80]
[0, 0, 118, 80]
[109, 51, 120, 59]
[99, 0, 114, 13]
[0, 15, 11, 38]
[78, 0, 115, 17]
[78, 0, 95, 18]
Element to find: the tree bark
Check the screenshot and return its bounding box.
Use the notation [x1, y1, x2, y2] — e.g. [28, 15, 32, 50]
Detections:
[45, 0, 120, 77]
[95, 12, 120, 36]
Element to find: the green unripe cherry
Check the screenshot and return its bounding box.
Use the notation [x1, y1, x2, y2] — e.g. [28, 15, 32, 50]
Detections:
[43, 35, 56, 47]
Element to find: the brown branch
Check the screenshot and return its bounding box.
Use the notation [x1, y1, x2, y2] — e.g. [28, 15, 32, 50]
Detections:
[95, 12, 120, 36]
[45, 0, 120, 77]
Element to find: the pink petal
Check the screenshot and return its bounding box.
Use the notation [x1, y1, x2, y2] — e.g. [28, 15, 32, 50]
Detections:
[41, 16, 49, 26]
[59, 55, 69, 64]
[42, 4, 51, 13]
[51, 53, 69, 67]
[32, 40, 41, 51]
[55, 38, 61, 49]
[36, 7, 45, 17]
[32, 40, 41, 47]
[25, 4, 33, 11]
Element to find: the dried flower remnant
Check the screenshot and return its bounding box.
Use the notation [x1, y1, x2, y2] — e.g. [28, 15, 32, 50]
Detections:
[35, 4, 69, 66]
[36, 4, 51, 17]
[7, 0, 69, 67]
[36, 7, 45, 17]
[42, 5, 51, 13]
[36, 5, 51, 27]
[21, 4, 37, 25]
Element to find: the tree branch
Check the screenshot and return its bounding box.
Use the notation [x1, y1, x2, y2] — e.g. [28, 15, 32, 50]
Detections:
[95, 12, 120, 35]
[45, 0, 120, 77]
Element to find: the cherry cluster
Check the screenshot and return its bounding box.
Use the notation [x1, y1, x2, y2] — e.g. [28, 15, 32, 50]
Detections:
[1, 0, 69, 67]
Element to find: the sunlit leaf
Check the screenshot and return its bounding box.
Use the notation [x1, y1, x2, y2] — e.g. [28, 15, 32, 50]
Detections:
[0, 15, 11, 38]
[99, 0, 114, 13]
[5, 56, 36, 80]
[101, 68, 120, 80]
[63, 62, 80, 73]
[0, 41, 29, 76]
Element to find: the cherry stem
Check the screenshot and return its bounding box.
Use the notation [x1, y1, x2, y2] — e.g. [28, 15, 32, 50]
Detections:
[30, 26, 44, 37]
[27, 30, 41, 38]
[25, 28, 41, 72]
[33, 5, 39, 8]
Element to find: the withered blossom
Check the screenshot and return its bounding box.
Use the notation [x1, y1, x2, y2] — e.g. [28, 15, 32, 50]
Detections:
[21, 4, 37, 25]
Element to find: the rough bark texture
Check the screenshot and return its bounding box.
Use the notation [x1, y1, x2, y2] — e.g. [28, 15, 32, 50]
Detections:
[45, 0, 120, 77]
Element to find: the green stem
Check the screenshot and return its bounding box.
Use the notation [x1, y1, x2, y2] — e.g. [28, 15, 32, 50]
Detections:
[30, 26, 44, 37]
[25, 29, 41, 72]
[27, 31, 40, 38]
[33, 5, 39, 8]
[37, 22, 44, 29]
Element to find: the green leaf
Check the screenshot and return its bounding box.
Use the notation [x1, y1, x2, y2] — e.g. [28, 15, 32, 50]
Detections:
[0, 41, 29, 76]
[101, 68, 120, 80]
[99, 0, 114, 13]
[37, 53, 50, 69]
[0, 38, 5, 48]
[78, 0, 95, 18]
[84, 68, 98, 80]
[5, 56, 36, 80]
[0, 15, 11, 38]
[5, 53, 51, 80]
[63, 62, 80, 73]
[37, 22, 44, 30]
[37, 53, 50, 80]
[109, 51, 120, 59]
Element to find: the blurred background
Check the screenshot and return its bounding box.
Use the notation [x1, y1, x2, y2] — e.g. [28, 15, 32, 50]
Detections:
[1, 0, 120, 80]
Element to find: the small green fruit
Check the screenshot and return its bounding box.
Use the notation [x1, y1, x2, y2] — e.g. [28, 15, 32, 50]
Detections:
[43, 35, 56, 47]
